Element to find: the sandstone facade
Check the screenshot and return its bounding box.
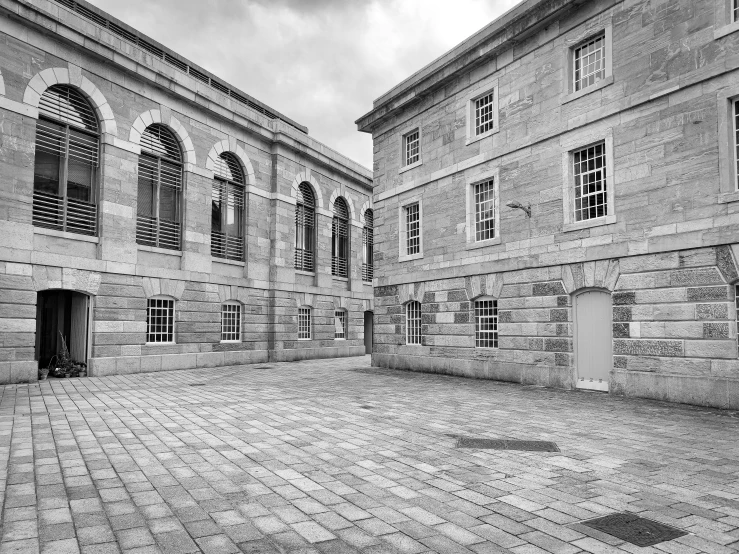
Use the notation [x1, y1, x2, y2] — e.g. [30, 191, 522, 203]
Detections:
[0, 0, 373, 383]
[357, 0, 739, 408]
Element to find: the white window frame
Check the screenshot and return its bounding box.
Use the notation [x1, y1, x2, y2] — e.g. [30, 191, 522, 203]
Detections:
[465, 76, 499, 145]
[717, 90, 739, 203]
[474, 297, 499, 349]
[406, 301, 422, 346]
[563, 22, 613, 104]
[465, 166, 501, 249]
[715, 0, 739, 39]
[334, 309, 347, 340]
[146, 296, 175, 345]
[298, 307, 312, 341]
[221, 301, 242, 343]
[399, 125, 422, 173]
[561, 128, 616, 232]
[398, 197, 423, 262]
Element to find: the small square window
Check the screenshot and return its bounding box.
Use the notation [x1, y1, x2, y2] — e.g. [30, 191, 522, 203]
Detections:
[298, 307, 311, 340]
[406, 203, 420, 255]
[475, 92, 496, 136]
[475, 299, 498, 349]
[221, 303, 241, 342]
[147, 298, 174, 343]
[404, 130, 420, 166]
[574, 34, 606, 92]
[573, 142, 607, 222]
[335, 310, 347, 339]
[475, 179, 496, 242]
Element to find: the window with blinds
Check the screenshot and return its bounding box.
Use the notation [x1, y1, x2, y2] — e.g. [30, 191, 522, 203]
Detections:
[33, 85, 99, 236]
[136, 124, 183, 250]
[332, 197, 349, 278]
[211, 152, 245, 261]
[363, 209, 374, 282]
[295, 183, 315, 272]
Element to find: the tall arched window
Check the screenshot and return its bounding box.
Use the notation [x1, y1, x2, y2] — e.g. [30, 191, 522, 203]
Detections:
[212, 152, 245, 261]
[363, 208, 373, 282]
[136, 124, 183, 250]
[295, 183, 315, 272]
[33, 84, 99, 236]
[406, 301, 422, 345]
[332, 197, 349, 278]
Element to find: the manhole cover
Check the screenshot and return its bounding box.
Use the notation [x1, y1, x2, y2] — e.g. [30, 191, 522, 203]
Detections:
[456, 437, 560, 452]
[189, 383, 206, 387]
[580, 513, 687, 547]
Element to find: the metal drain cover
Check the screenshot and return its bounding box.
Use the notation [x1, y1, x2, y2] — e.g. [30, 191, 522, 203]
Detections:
[189, 383, 206, 387]
[254, 366, 273, 369]
[580, 513, 687, 547]
[456, 437, 560, 452]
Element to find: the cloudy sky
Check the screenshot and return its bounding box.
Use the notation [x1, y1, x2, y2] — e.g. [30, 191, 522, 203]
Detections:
[89, 0, 519, 169]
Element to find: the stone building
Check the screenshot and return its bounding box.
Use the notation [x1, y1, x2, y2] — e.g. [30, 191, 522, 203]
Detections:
[357, 0, 739, 408]
[0, 0, 374, 383]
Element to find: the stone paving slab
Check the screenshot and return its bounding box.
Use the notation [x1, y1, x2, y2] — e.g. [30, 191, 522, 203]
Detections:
[0, 355, 737, 553]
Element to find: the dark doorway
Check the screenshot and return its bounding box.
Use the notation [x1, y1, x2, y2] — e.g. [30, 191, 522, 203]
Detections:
[364, 311, 373, 354]
[35, 290, 90, 370]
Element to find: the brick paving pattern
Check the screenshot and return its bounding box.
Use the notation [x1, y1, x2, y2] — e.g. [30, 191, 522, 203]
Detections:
[0, 355, 737, 553]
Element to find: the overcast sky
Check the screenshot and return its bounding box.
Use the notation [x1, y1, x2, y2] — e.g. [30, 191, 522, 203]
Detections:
[88, 0, 519, 169]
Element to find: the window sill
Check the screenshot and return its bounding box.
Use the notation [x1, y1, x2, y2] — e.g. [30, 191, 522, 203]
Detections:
[363, 281, 373, 286]
[138, 245, 182, 256]
[465, 237, 502, 250]
[145, 342, 176, 346]
[220, 340, 241, 344]
[334, 338, 346, 341]
[332, 276, 348, 282]
[562, 75, 614, 104]
[398, 252, 423, 262]
[562, 214, 617, 232]
[295, 270, 316, 276]
[718, 190, 739, 204]
[34, 227, 99, 243]
[399, 160, 423, 174]
[213, 257, 245, 267]
[715, 20, 739, 40]
[298, 338, 312, 341]
[465, 127, 499, 146]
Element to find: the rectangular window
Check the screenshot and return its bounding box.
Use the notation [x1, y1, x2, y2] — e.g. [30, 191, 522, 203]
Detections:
[406, 203, 420, 255]
[335, 310, 346, 339]
[735, 100, 739, 190]
[298, 308, 311, 340]
[475, 179, 496, 242]
[735, 0, 739, 22]
[475, 299, 498, 349]
[221, 303, 241, 342]
[147, 298, 174, 343]
[736, 285, 739, 353]
[574, 34, 606, 92]
[406, 302, 422, 345]
[573, 142, 607, 222]
[404, 130, 420, 166]
[475, 91, 496, 136]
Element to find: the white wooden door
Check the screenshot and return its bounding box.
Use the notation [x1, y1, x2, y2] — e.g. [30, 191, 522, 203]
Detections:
[574, 290, 612, 392]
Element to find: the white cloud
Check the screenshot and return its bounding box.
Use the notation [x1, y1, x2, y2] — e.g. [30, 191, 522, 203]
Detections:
[88, 0, 518, 168]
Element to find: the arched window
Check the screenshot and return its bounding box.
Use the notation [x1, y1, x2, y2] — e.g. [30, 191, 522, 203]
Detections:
[136, 124, 183, 250]
[474, 297, 498, 348]
[212, 153, 245, 261]
[147, 296, 175, 344]
[332, 197, 349, 278]
[406, 301, 422, 345]
[335, 309, 347, 340]
[295, 183, 315, 272]
[298, 306, 312, 340]
[221, 301, 242, 342]
[362, 209, 373, 282]
[33, 84, 99, 236]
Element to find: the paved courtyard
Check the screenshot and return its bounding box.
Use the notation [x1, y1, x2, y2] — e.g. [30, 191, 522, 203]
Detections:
[0, 356, 738, 554]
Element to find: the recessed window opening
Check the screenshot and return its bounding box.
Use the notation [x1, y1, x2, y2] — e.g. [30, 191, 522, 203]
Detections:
[295, 183, 315, 272]
[574, 142, 607, 222]
[735, 0, 739, 22]
[574, 34, 606, 92]
[335, 310, 347, 340]
[734, 100, 739, 190]
[298, 307, 312, 340]
[406, 301, 422, 345]
[221, 302, 241, 342]
[212, 152, 245, 261]
[33, 85, 99, 236]
[475, 299, 498, 348]
[362, 209, 374, 282]
[475, 91, 496, 136]
[404, 130, 420, 166]
[136, 124, 183, 250]
[475, 179, 496, 242]
[147, 297, 175, 343]
[332, 198, 349, 278]
[406, 203, 420, 255]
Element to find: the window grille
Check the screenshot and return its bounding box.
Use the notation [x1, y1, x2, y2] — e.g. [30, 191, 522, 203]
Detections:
[574, 34, 606, 92]
[335, 310, 347, 339]
[573, 142, 607, 222]
[33, 85, 99, 236]
[363, 209, 374, 282]
[406, 301, 422, 345]
[136, 124, 183, 250]
[735, 100, 739, 190]
[475, 91, 495, 136]
[298, 308, 311, 340]
[474, 179, 496, 242]
[221, 303, 241, 342]
[404, 130, 420, 166]
[295, 183, 315, 272]
[212, 152, 245, 261]
[332, 198, 349, 278]
[406, 203, 420, 255]
[475, 299, 498, 348]
[147, 298, 174, 343]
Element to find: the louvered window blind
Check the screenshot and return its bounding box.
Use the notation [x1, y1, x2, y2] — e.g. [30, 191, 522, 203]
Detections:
[295, 183, 315, 272]
[211, 153, 245, 261]
[362, 209, 374, 282]
[332, 198, 349, 278]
